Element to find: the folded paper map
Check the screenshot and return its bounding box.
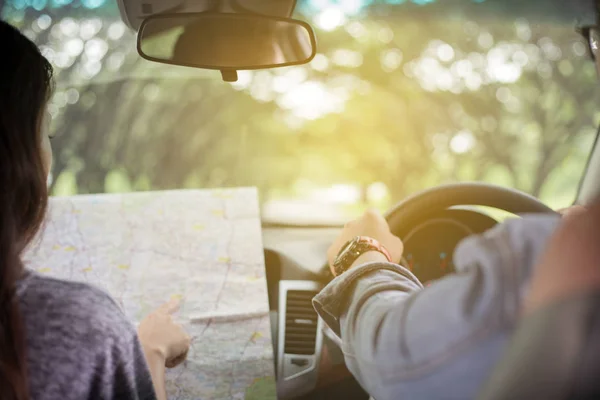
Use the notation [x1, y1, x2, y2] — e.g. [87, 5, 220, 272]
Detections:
[24, 188, 275, 400]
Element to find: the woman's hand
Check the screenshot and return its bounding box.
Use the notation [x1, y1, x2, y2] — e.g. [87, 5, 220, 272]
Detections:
[327, 209, 404, 270]
[138, 299, 191, 368]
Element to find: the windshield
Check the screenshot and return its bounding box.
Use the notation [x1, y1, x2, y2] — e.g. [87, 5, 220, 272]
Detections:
[3, 0, 598, 225]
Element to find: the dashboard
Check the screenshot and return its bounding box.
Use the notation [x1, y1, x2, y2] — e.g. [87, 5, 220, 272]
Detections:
[400, 209, 497, 283]
[262, 208, 498, 286]
[402, 218, 468, 284]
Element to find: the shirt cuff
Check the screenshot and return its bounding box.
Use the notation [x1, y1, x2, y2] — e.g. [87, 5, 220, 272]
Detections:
[312, 262, 421, 336]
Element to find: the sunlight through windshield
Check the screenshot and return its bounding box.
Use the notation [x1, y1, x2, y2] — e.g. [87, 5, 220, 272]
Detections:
[2, 0, 598, 224]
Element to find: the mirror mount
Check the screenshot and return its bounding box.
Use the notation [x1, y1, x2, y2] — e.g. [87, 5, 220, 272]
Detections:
[220, 70, 238, 83]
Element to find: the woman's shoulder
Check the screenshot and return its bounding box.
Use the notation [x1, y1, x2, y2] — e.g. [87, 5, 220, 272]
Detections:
[17, 272, 156, 399]
[18, 271, 136, 341]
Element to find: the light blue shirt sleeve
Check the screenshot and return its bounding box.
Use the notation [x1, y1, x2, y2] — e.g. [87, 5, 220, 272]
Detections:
[312, 214, 560, 400]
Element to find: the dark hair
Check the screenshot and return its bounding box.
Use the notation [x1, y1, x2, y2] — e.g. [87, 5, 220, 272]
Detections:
[0, 21, 53, 400]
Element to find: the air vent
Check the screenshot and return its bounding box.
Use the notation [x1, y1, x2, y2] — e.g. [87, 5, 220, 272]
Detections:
[277, 280, 323, 397]
[284, 290, 318, 355]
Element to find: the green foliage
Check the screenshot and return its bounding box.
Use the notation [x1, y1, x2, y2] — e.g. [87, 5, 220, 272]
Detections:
[3, 1, 598, 218]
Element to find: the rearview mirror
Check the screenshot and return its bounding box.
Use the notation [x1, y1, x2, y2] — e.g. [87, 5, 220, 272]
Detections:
[137, 12, 317, 81]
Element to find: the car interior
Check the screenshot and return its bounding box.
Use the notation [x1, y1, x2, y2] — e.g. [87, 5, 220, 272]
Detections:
[4, 0, 600, 398]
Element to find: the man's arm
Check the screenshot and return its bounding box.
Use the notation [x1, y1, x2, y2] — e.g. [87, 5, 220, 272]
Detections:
[313, 214, 559, 400]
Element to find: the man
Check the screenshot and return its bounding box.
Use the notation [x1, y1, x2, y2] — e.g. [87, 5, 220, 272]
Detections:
[314, 209, 559, 400]
[312, 8, 600, 400]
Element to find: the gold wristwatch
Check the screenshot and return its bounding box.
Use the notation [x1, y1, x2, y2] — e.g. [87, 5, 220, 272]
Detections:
[331, 236, 392, 277]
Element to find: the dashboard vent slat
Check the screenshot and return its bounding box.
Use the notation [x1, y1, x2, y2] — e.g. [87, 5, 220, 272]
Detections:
[284, 290, 319, 355]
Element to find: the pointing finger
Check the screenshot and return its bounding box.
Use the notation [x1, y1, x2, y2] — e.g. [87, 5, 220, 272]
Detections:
[159, 298, 181, 314]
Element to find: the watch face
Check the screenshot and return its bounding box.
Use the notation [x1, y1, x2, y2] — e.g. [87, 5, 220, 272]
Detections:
[337, 238, 356, 258]
[333, 237, 360, 276]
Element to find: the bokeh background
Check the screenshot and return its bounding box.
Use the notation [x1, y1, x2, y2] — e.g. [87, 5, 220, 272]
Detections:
[3, 0, 599, 224]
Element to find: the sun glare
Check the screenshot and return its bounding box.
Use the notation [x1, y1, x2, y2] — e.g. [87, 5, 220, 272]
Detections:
[450, 130, 475, 154]
[315, 8, 346, 31]
[278, 81, 347, 121]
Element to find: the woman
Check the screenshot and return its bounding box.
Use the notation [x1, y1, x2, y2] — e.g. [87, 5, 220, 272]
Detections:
[0, 21, 190, 400]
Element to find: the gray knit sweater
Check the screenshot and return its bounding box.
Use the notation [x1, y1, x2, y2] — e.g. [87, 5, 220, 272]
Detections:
[15, 271, 157, 400]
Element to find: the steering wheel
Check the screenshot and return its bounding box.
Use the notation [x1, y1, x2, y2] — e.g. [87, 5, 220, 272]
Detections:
[385, 182, 556, 237]
[319, 182, 555, 282]
[312, 183, 557, 399]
